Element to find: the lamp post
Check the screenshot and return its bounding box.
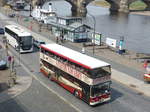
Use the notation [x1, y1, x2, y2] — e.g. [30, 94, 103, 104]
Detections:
[82, 2, 96, 54]
[29, 0, 32, 17]
[88, 12, 96, 55]
[18, 43, 21, 66]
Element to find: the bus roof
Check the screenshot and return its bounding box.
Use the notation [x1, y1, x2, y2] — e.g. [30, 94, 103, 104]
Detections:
[5, 25, 31, 37]
[41, 44, 110, 69]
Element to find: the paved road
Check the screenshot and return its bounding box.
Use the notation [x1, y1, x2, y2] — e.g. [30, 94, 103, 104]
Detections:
[1, 46, 150, 112]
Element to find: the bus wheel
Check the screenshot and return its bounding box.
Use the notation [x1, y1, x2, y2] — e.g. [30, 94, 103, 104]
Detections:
[49, 75, 53, 81]
[74, 90, 79, 98]
[47, 74, 50, 78]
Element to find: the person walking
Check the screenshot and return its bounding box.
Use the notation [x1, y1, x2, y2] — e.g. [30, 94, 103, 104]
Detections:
[61, 35, 64, 43]
[56, 36, 59, 44]
[7, 55, 12, 67]
[11, 56, 15, 71]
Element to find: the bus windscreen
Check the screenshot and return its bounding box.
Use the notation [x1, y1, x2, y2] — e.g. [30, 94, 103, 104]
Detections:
[91, 81, 111, 97]
[20, 36, 33, 50]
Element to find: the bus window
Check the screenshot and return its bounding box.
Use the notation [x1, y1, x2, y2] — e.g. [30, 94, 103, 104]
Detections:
[88, 66, 111, 78]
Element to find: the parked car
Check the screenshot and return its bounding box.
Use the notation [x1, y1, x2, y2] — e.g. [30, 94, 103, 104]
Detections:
[0, 28, 4, 34]
[33, 40, 45, 48]
[8, 13, 15, 18]
[0, 60, 7, 70]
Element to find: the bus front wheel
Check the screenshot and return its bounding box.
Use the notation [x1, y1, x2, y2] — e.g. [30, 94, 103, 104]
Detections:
[74, 90, 79, 98]
[49, 74, 53, 81]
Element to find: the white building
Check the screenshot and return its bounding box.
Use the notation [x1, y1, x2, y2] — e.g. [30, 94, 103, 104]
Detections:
[31, 3, 56, 22]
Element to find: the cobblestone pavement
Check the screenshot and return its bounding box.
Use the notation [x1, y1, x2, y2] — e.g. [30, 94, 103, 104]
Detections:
[0, 37, 32, 103]
[0, 70, 9, 92]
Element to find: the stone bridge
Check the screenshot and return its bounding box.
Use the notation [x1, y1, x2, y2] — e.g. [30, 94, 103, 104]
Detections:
[25, 0, 150, 16]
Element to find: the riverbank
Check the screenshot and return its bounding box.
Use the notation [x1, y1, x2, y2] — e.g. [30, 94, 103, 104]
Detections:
[130, 11, 150, 16]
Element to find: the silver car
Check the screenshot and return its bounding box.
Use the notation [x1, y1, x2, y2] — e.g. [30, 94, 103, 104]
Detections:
[0, 60, 7, 70]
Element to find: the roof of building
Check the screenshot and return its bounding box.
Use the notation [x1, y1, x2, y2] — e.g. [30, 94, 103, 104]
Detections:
[69, 22, 91, 30]
[48, 22, 91, 32]
[57, 16, 82, 20]
[41, 44, 110, 69]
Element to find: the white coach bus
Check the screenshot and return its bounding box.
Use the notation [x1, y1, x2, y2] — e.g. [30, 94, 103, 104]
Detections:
[5, 25, 33, 53]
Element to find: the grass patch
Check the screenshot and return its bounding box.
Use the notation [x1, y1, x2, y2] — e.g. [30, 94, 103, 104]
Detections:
[93, 0, 146, 10]
[130, 1, 146, 10]
[93, 1, 110, 7]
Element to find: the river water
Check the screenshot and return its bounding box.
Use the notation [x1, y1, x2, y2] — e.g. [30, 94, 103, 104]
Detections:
[25, 1, 150, 54]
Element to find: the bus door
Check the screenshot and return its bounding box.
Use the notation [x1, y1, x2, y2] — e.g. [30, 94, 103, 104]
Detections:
[82, 84, 90, 103]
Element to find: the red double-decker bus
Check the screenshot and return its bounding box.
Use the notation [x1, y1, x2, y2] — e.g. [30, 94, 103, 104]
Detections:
[40, 44, 111, 105]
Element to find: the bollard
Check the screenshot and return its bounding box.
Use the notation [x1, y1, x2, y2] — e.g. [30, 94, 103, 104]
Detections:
[82, 47, 85, 54]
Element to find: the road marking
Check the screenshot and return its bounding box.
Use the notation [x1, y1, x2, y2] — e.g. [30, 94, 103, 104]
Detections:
[20, 59, 83, 112]
[1, 40, 82, 112]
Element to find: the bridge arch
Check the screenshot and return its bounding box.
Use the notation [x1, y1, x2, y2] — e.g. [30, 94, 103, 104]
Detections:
[142, 0, 150, 10]
[29, 0, 150, 16]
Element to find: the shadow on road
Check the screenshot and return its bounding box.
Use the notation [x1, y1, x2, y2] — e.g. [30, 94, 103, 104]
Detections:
[33, 46, 40, 53]
[0, 96, 29, 112]
[110, 87, 123, 103]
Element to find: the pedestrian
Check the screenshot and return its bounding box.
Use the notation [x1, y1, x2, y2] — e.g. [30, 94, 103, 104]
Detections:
[56, 36, 59, 43]
[11, 56, 15, 71]
[58, 36, 61, 45]
[7, 55, 12, 67]
[61, 35, 64, 43]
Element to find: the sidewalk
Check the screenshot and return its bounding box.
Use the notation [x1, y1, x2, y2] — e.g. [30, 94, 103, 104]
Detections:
[0, 67, 32, 103]
[0, 39, 32, 103]
[0, 70, 9, 92]
[0, 7, 150, 98]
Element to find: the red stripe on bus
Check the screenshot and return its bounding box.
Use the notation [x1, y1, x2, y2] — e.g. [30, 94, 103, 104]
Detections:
[59, 82, 75, 94]
[41, 68, 84, 99]
[55, 79, 83, 99]
[41, 46, 91, 69]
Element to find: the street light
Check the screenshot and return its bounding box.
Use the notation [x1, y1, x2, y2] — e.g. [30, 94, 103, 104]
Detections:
[82, 1, 96, 55]
[29, 0, 32, 17]
[87, 12, 96, 55]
